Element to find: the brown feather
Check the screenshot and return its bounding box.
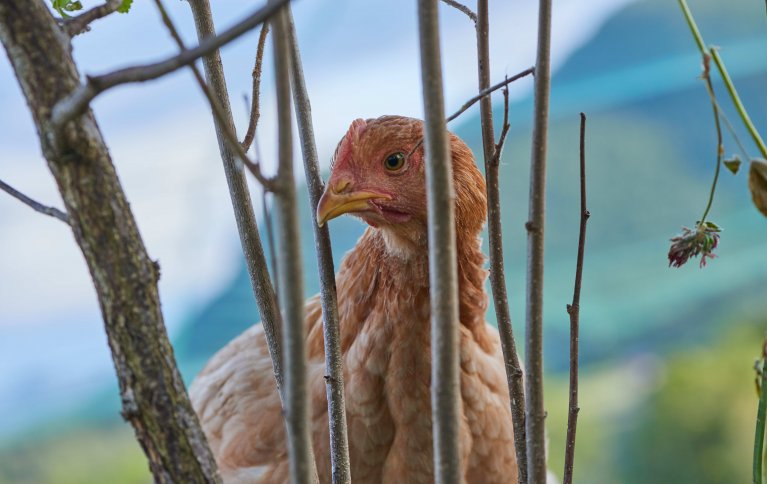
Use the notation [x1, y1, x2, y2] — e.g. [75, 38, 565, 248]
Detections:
[189, 116, 517, 483]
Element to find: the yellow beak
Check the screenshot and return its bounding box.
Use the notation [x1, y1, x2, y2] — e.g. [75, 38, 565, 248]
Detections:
[316, 189, 392, 227]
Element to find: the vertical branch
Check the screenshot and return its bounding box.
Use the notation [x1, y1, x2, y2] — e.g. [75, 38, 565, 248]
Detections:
[285, 8, 352, 484]
[186, 0, 285, 394]
[525, 0, 553, 481]
[270, 7, 319, 483]
[563, 113, 589, 484]
[417, 0, 462, 482]
[475, 2, 527, 482]
[754, 343, 767, 484]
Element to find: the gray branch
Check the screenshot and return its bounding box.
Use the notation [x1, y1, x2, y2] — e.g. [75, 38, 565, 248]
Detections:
[417, 0, 462, 482]
[271, 6, 319, 483]
[50, 0, 292, 130]
[186, 0, 285, 393]
[285, 7, 351, 484]
[525, 0, 554, 481]
[474, 2, 528, 482]
[0, 178, 70, 224]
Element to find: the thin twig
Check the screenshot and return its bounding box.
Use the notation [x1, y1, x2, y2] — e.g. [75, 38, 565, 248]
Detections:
[271, 6, 319, 483]
[490, 84, 511, 166]
[526, 0, 554, 480]
[474, 2, 527, 482]
[716, 103, 751, 162]
[0, 178, 70, 224]
[256, 137, 280, 303]
[63, 0, 121, 37]
[446, 67, 535, 123]
[151, 0, 276, 191]
[285, 7, 352, 483]
[50, 0, 292, 130]
[439, 0, 477, 23]
[755, 343, 767, 484]
[406, 67, 535, 161]
[186, 0, 285, 395]
[699, 54, 723, 225]
[563, 112, 589, 484]
[241, 24, 270, 152]
[417, 0, 462, 482]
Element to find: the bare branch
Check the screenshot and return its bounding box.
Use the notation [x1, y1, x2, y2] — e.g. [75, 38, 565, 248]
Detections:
[439, 0, 477, 23]
[446, 67, 534, 123]
[261, 187, 279, 303]
[151, 0, 276, 191]
[285, 7, 351, 483]
[63, 0, 121, 37]
[51, 0, 292, 130]
[490, 84, 511, 166]
[241, 24, 270, 152]
[186, 0, 285, 394]
[417, 0, 462, 482]
[475, 2, 527, 482]
[563, 112, 589, 484]
[0, 178, 70, 224]
[526, 0, 554, 480]
[271, 6, 319, 483]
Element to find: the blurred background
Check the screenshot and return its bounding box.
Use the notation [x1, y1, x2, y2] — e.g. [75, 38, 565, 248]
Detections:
[1, 0, 766, 482]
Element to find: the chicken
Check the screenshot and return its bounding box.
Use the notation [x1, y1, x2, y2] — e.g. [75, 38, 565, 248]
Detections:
[189, 115, 517, 483]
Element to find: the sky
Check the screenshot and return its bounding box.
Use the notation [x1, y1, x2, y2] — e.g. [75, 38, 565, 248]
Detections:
[0, 0, 634, 437]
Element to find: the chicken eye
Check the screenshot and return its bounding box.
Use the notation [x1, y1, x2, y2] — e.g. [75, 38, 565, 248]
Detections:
[384, 152, 406, 171]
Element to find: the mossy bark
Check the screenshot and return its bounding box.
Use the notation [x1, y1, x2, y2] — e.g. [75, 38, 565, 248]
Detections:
[0, 2, 220, 482]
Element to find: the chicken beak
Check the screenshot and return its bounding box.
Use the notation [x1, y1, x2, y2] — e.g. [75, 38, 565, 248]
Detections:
[316, 189, 392, 227]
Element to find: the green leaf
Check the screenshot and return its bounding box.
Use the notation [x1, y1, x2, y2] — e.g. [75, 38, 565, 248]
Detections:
[724, 155, 741, 175]
[51, 0, 82, 17]
[117, 0, 133, 13]
[64, 1, 83, 12]
[703, 221, 722, 231]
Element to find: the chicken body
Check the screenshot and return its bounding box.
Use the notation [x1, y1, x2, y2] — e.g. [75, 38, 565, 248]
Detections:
[190, 116, 517, 483]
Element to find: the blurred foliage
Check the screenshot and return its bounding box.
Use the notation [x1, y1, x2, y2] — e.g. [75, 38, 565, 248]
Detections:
[0, 425, 149, 484]
[616, 324, 760, 484]
[544, 322, 763, 483]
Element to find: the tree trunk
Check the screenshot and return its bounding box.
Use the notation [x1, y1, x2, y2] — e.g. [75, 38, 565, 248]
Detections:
[0, 2, 220, 482]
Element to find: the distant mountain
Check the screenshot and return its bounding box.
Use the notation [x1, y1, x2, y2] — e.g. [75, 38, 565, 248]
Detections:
[176, 0, 767, 373]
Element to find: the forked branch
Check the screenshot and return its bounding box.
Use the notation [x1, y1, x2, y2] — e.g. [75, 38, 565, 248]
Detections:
[151, 0, 276, 191]
[474, 1, 527, 482]
[63, 0, 121, 37]
[51, 0, 292, 130]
